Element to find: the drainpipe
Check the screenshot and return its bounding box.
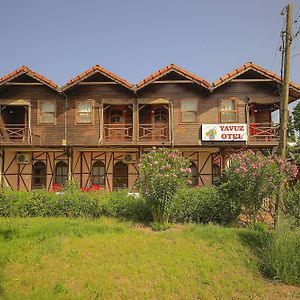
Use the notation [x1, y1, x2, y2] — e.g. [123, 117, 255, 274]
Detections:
[61, 90, 72, 182]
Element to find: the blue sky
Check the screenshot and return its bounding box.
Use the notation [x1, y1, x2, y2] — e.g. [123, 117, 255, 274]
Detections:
[0, 0, 299, 90]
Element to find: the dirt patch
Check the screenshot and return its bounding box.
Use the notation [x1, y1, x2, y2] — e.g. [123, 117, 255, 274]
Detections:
[134, 223, 186, 233]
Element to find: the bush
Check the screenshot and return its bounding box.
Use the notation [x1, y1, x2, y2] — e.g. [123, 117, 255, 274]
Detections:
[221, 150, 298, 225]
[137, 148, 191, 225]
[101, 189, 151, 222]
[284, 183, 300, 227]
[169, 186, 241, 225]
[0, 186, 151, 222]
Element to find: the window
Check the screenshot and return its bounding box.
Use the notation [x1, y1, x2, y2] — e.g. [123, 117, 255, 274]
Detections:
[181, 100, 198, 123]
[212, 163, 221, 185]
[76, 101, 93, 124]
[219, 98, 237, 123]
[91, 161, 106, 185]
[110, 109, 123, 123]
[39, 100, 55, 124]
[154, 108, 167, 123]
[190, 162, 199, 186]
[54, 161, 68, 185]
[32, 161, 46, 189]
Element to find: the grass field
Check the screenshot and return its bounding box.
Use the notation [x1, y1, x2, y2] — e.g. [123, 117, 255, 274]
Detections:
[0, 218, 299, 299]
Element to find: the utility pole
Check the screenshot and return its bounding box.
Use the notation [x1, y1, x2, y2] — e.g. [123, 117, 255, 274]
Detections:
[276, 3, 292, 226]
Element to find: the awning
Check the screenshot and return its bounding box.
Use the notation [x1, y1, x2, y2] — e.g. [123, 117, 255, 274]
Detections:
[138, 98, 169, 104]
[0, 99, 30, 105]
[248, 96, 280, 105]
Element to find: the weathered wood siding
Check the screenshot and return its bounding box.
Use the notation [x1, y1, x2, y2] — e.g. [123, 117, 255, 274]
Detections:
[65, 85, 133, 146]
[0, 86, 65, 146]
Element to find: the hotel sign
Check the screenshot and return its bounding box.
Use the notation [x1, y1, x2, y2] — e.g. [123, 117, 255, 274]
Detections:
[202, 124, 247, 141]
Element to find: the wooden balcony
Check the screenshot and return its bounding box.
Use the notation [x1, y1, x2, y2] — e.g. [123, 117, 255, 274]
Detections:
[139, 124, 169, 142]
[0, 124, 30, 145]
[248, 123, 279, 146]
[103, 123, 133, 144]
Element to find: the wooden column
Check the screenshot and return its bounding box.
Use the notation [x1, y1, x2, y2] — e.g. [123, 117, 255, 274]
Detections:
[133, 98, 139, 144]
[98, 102, 104, 145]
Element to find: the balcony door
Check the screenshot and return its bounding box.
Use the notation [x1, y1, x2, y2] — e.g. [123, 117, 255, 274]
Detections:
[152, 106, 168, 140]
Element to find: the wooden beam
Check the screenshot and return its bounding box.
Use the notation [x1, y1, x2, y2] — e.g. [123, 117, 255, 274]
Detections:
[153, 80, 194, 84]
[78, 82, 118, 85]
[231, 79, 273, 82]
[4, 82, 43, 85]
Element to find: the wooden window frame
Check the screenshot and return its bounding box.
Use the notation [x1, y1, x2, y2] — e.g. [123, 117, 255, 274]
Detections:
[219, 97, 238, 123]
[91, 160, 106, 186]
[180, 99, 198, 124]
[75, 100, 94, 125]
[38, 100, 56, 125]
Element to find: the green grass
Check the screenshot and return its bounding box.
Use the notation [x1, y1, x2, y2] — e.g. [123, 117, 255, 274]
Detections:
[0, 218, 299, 299]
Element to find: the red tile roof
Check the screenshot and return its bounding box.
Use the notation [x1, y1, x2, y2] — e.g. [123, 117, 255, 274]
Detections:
[135, 64, 210, 91]
[62, 65, 133, 91]
[0, 66, 59, 91]
[212, 61, 300, 91]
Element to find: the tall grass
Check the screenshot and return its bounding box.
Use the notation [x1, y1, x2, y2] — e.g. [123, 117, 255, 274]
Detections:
[261, 219, 300, 285]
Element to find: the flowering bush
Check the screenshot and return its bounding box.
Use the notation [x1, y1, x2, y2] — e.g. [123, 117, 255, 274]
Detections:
[221, 150, 298, 225]
[137, 148, 191, 225]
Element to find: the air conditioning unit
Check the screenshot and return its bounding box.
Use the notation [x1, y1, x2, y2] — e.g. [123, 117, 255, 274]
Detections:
[16, 153, 31, 164]
[123, 153, 137, 164]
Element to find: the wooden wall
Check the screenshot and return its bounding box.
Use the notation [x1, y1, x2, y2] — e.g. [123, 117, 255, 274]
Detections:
[0, 80, 279, 148]
[0, 85, 65, 146]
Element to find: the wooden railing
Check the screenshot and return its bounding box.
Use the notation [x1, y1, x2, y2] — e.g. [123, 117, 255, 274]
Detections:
[0, 124, 29, 144]
[248, 123, 280, 142]
[139, 124, 169, 140]
[104, 123, 133, 141]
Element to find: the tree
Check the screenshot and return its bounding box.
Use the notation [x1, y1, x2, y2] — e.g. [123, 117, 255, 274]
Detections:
[292, 101, 300, 136]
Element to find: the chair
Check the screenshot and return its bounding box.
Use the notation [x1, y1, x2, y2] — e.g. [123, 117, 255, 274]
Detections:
[90, 184, 101, 191]
[53, 183, 62, 192]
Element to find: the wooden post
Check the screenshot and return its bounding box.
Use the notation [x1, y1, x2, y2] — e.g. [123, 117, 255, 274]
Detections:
[133, 97, 138, 144]
[276, 3, 292, 226]
[98, 102, 104, 145]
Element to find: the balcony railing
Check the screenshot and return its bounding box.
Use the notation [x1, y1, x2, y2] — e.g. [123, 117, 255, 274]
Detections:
[104, 123, 133, 141]
[248, 123, 280, 143]
[0, 124, 29, 144]
[139, 124, 169, 140]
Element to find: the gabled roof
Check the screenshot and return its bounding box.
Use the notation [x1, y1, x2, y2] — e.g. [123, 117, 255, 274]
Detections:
[0, 66, 59, 91]
[62, 65, 133, 91]
[212, 62, 300, 93]
[135, 64, 210, 91]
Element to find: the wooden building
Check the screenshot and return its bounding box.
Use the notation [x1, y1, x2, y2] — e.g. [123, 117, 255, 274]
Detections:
[0, 62, 299, 191]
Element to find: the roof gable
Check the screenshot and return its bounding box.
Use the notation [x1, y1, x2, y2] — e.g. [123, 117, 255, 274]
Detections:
[62, 65, 133, 91]
[0, 66, 59, 91]
[212, 62, 300, 94]
[135, 64, 210, 91]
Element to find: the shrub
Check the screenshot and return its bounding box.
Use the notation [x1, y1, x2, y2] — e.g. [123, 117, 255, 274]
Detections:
[221, 150, 298, 225]
[0, 188, 31, 217]
[137, 148, 191, 225]
[169, 186, 241, 225]
[102, 190, 151, 222]
[284, 183, 300, 227]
